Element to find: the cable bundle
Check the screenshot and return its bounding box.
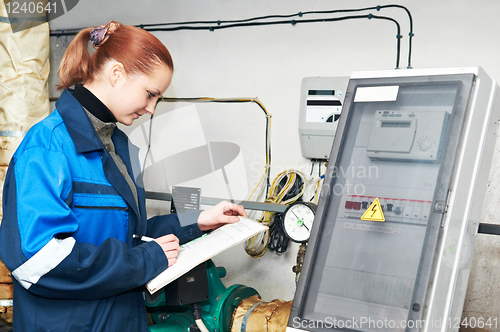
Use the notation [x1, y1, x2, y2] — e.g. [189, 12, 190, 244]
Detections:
[245, 170, 306, 257]
[157, 97, 272, 202]
[309, 160, 328, 204]
[50, 5, 414, 69]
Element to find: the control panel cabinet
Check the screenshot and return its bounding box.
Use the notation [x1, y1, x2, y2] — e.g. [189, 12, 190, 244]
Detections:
[288, 68, 500, 332]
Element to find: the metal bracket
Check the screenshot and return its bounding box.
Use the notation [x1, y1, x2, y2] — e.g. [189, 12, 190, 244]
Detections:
[478, 223, 500, 235]
[145, 191, 287, 213]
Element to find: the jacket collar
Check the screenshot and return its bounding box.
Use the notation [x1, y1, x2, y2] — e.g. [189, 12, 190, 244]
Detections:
[55, 89, 103, 154]
[72, 84, 117, 123]
[56, 89, 142, 221]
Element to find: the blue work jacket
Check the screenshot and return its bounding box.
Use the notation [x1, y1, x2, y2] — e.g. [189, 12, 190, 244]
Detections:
[0, 89, 202, 331]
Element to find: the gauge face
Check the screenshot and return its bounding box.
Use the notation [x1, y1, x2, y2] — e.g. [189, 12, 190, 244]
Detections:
[283, 203, 316, 243]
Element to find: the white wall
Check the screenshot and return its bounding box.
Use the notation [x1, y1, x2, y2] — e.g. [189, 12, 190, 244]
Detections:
[49, 0, 500, 326]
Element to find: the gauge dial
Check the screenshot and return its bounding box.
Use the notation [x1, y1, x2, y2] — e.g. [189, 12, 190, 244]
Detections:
[283, 202, 317, 243]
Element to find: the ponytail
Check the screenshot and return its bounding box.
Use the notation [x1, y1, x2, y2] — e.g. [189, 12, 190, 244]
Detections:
[56, 22, 173, 91]
[56, 27, 93, 90]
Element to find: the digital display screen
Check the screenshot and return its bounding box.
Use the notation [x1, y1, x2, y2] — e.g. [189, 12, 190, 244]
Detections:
[308, 89, 335, 95]
[380, 121, 412, 128]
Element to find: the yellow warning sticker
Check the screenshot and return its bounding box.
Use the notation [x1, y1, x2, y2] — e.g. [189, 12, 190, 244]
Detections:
[361, 198, 385, 222]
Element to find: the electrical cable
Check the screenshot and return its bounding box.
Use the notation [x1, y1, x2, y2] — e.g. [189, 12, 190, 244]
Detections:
[309, 160, 327, 204]
[379, 4, 413, 68]
[268, 213, 288, 253]
[138, 13, 300, 28]
[145, 15, 402, 68]
[195, 320, 209, 332]
[49, 5, 414, 69]
[295, 5, 413, 68]
[192, 303, 209, 332]
[268, 170, 306, 253]
[141, 5, 413, 68]
[158, 97, 272, 196]
[247, 166, 269, 205]
[247, 170, 306, 256]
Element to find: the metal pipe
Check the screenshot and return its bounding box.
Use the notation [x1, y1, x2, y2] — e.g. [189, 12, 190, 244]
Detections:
[145, 191, 287, 213]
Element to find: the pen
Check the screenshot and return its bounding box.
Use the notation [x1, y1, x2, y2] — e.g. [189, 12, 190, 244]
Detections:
[133, 234, 155, 242]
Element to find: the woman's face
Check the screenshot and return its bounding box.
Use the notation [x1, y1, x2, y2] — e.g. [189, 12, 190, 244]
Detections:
[108, 64, 172, 126]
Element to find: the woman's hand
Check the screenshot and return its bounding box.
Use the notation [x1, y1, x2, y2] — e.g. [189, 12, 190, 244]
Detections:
[197, 201, 248, 231]
[153, 234, 180, 266]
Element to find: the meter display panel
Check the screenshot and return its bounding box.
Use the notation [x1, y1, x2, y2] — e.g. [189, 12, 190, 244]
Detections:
[289, 73, 475, 331]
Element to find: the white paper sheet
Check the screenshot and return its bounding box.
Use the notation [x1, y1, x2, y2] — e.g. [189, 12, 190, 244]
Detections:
[146, 217, 268, 294]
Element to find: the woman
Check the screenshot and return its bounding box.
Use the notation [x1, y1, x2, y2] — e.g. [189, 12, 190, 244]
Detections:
[0, 21, 246, 331]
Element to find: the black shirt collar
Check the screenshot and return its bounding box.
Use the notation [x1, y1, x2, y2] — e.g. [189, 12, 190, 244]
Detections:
[72, 84, 117, 123]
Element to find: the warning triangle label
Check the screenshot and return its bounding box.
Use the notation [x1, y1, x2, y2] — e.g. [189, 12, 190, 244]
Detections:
[361, 198, 385, 222]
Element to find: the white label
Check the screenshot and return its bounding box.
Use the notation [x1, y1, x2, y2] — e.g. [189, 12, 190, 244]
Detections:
[354, 86, 399, 102]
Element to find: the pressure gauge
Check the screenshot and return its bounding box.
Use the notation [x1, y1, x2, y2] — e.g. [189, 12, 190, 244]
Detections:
[283, 202, 317, 243]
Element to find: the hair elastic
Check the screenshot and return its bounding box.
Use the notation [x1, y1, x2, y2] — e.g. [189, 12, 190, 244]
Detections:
[89, 20, 121, 49]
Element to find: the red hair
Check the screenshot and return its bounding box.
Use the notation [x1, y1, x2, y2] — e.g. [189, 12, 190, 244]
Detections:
[57, 23, 173, 90]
